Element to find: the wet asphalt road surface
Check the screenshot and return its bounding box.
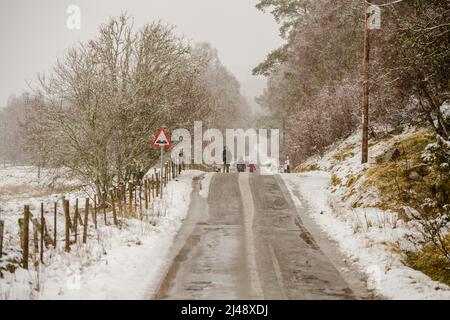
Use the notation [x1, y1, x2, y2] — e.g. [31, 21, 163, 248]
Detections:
[154, 173, 369, 300]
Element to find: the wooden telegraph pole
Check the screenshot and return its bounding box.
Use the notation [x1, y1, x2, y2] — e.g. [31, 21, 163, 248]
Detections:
[361, 1, 370, 164]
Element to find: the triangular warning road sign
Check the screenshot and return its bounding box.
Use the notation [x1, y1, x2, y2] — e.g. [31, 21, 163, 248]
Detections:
[152, 128, 172, 148]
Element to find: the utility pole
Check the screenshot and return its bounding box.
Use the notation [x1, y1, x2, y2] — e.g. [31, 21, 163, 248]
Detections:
[361, 2, 370, 164]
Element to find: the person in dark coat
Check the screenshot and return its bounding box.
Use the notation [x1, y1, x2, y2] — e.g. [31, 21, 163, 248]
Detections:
[178, 150, 184, 175]
[284, 156, 291, 173]
[223, 146, 232, 173]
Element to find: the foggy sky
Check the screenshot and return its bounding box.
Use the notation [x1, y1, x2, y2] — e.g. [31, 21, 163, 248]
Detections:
[0, 0, 283, 108]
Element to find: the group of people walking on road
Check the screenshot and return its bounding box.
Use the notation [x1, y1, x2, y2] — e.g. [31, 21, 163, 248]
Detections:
[222, 147, 255, 173]
[221, 146, 291, 174]
[175, 147, 291, 174]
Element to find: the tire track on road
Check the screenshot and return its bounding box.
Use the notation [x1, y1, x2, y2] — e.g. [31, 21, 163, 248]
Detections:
[238, 173, 264, 299]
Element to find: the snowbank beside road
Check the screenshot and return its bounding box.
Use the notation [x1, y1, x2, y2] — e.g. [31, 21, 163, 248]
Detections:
[0, 168, 204, 300]
[199, 172, 214, 199]
[282, 172, 450, 299]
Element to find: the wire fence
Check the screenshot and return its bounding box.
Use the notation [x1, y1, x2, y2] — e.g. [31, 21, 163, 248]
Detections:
[0, 160, 197, 270]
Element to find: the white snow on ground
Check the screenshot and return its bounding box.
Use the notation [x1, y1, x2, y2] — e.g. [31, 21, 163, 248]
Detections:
[259, 158, 281, 175]
[199, 172, 214, 199]
[281, 129, 450, 300]
[440, 101, 450, 121]
[0, 166, 83, 201]
[0, 167, 204, 299]
[0, 166, 70, 188]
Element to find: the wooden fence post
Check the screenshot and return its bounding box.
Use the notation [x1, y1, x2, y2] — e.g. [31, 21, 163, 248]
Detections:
[134, 184, 139, 215]
[144, 180, 148, 210]
[32, 218, 39, 265]
[0, 220, 4, 258]
[139, 185, 143, 219]
[73, 199, 79, 243]
[103, 205, 107, 225]
[64, 200, 70, 252]
[62, 196, 73, 232]
[22, 205, 30, 269]
[123, 185, 127, 213]
[172, 161, 176, 179]
[53, 202, 57, 248]
[77, 199, 83, 226]
[40, 203, 44, 263]
[117, 186, 122, 217]
[148, 178, 152, 198]
[134, 184, 137, 215]
[152, 175, 156, 199]
[158, 172, 162, 192]
[82, 198, 89, 243]
[109, 190, 118, 226]
[148, 178, 152, 203]
[93, 195, 98, 229]
[121, 185, 125, 216]
[128, 182, 133, 215]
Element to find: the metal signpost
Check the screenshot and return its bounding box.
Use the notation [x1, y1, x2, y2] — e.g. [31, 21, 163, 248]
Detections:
[152, 128, 172, 199]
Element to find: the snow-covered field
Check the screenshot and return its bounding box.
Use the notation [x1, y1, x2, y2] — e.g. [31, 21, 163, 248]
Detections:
[0, 166, 204, 299]
[282, 129, 450, 300]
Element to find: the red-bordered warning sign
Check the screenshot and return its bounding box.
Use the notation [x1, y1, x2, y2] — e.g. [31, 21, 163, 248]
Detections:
[152, 128, 172, 148]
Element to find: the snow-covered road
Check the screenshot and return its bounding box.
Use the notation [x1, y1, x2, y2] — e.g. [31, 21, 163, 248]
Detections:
[6, 168, 445, 300]
[153, 173, 369, 299]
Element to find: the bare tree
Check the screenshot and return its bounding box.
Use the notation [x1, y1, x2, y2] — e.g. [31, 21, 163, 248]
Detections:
[22, 14, 249, 202]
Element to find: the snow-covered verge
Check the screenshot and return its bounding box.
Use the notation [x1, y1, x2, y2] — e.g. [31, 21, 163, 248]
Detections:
[199, 172, 214, 199]
[0, 167, 204, 299]
[282, 128, 450, 300]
